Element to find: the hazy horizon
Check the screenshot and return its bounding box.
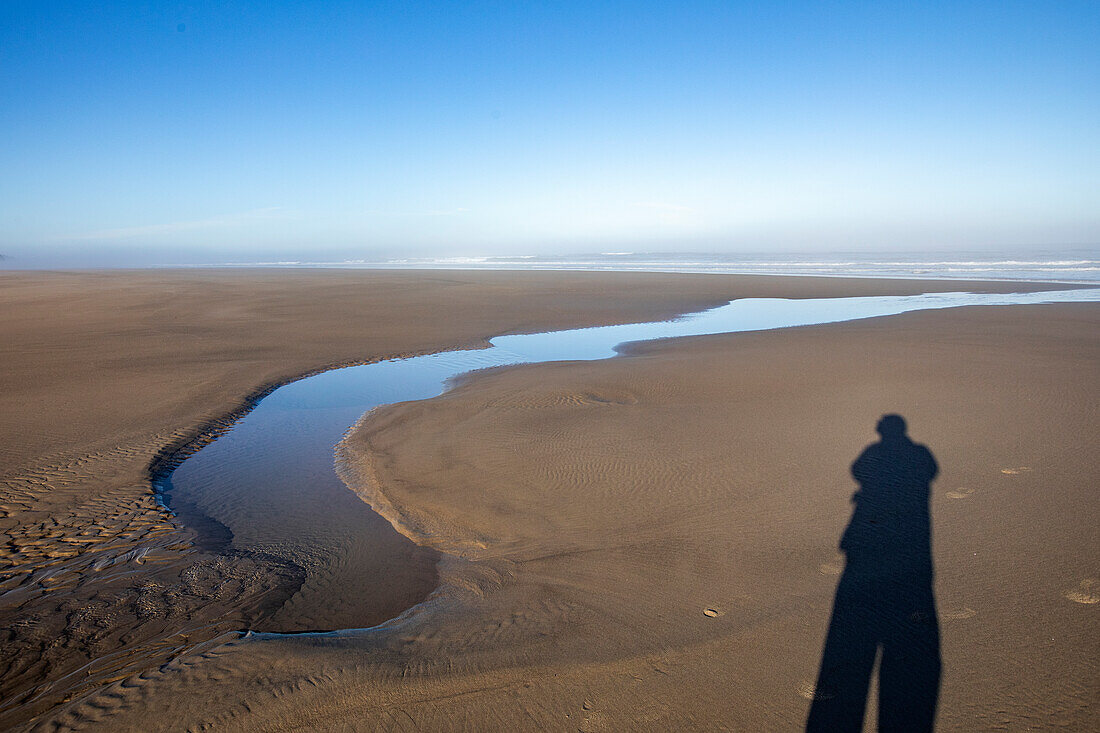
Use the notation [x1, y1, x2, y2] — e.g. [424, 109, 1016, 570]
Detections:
[3, 2, 1098, 269]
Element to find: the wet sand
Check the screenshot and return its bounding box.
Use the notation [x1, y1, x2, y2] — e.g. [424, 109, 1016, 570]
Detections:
[328, 303, 1096, 732]
[0, 269, 1093, 730]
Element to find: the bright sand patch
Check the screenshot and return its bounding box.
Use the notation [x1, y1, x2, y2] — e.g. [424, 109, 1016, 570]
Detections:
[0, 270, 1091, 729]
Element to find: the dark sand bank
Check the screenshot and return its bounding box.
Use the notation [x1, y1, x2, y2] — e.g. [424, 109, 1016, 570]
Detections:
[0, 269, 1090, 729]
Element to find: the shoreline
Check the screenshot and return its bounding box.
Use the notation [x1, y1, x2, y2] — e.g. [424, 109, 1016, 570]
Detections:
[7, 264, 1100, 289]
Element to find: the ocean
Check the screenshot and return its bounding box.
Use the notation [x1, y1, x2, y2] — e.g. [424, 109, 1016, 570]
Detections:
[222, 250, 1100, 284]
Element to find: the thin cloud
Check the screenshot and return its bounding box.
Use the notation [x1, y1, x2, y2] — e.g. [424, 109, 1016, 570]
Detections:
[66, 207, 285, 241]
[360, 207, 471, 218]
[630, 202, 695, 214]
[422, 207, 470, 217]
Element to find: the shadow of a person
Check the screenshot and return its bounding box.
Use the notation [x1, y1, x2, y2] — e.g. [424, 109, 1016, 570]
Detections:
[806, 414, 942, 732]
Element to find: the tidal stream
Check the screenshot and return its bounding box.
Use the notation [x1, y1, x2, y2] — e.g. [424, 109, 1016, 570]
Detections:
[154, 289, 1100, 632]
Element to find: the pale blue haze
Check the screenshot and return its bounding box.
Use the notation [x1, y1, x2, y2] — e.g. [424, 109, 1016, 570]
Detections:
[1, 1, 1098, 267]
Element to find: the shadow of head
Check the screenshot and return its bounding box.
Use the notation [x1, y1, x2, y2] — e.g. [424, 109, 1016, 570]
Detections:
[876, 413, 907, 442]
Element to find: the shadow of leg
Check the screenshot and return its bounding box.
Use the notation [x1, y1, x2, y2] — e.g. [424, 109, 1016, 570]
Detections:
[878, 608, 941, 733]
[806, 575, 878, 732]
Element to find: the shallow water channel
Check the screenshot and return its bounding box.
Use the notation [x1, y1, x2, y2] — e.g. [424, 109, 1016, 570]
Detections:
[156, 289, 1099, 632]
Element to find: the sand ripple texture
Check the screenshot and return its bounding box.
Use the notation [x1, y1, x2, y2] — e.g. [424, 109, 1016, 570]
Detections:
[0, 436, 303, 729]
[49, 303, 1099, 732]
[3, 267, 813, 728]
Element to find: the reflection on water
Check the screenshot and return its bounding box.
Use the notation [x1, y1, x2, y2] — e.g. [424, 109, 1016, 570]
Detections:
[157, 289, 1100, 632]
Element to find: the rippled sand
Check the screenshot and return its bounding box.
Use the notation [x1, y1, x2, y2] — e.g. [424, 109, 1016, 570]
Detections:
[326, 304, 1099, 731]
[1, 269, 1090, 730]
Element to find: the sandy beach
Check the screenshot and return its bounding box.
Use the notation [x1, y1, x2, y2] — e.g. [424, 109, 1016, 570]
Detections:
[1, 269, 1095, 730]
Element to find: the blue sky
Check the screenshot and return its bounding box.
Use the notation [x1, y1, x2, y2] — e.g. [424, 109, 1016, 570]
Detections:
[2, 1, 1098, 266]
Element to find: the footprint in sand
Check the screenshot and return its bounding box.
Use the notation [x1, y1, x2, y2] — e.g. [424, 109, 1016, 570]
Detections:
[702, 606, 724, 618]
[1000, 466, 1032, 475]
[798, 681, 834, 701]
[818, 556, 844, 575]
[1063, 579, 1100, 605]
[945, 486, 975, 499]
